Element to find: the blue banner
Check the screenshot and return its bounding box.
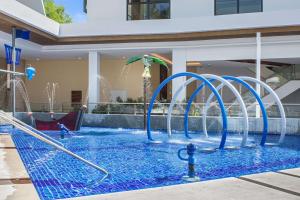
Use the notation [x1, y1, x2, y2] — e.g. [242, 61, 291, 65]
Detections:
[16, 29, 30, 40]
[4, 44, 22, 66]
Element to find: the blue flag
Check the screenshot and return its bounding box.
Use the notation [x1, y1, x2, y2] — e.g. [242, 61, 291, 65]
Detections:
[4, 44, 22, 65]
[16, 29, 30, 40]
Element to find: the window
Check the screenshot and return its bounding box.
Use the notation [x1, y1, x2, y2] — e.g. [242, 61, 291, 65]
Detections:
[215, 0, 262, 15]
[71, 90, 82, 110]
[159, 64, 168, 101]
[71, 91, 82, 103]
[83, 0, 87, 13]
[127, 0, 170, 20]
[239, 0, 262, 13]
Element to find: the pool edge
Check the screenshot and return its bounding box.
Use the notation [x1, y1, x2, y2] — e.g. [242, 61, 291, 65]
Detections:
[0, 133, 40, 200]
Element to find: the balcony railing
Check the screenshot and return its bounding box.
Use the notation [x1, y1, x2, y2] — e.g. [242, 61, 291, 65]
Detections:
[15, 102, 300, 118]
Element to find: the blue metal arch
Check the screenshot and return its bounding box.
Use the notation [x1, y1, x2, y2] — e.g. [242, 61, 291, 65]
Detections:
[184, 76, 269, 146]
[147, 72, 228, 149]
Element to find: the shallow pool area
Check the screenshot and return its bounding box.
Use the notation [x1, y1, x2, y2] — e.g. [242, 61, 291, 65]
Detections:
[5, 127, 300, 200]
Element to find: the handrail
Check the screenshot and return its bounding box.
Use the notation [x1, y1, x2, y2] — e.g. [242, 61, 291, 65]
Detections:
[0, 111, 109, 182]
[0, 111, 64, 147]
[0, 69, 24, 76]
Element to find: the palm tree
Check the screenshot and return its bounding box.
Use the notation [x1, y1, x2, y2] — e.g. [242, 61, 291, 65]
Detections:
[126, 55, 168, 129]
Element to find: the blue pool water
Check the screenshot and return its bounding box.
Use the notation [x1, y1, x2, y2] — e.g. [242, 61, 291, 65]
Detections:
[4, 127, 300, 200]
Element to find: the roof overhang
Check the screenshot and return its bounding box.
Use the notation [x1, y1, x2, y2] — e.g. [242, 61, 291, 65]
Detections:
[1, 0, 300, 46]
[55, 26, 300, 45]
[2, 11, 300, 46]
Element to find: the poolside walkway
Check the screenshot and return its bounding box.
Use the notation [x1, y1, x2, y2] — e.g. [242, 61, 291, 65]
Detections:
[68, 168, 300, 200]
[0, 134, 39, 200]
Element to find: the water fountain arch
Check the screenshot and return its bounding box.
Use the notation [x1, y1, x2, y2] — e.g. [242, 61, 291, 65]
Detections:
[167, 74, 249, 148]
[201, 76, 286, 146]
[184, 76, 269, 146]
[238, 76, 286, 145]
[147, 72, 228, 148]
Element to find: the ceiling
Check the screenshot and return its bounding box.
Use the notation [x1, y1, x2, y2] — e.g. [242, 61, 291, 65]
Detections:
[264, 58, 300, 65]
[0, 42, 172, 61]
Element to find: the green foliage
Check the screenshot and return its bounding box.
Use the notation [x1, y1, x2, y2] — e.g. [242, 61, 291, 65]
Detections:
[43, 0, 72, 24]
[126, 98, 135, 103]
[92, 104, 108, 114]
[136, 97, 143, 103]
[91, 97, 145, 114]
[115, 97, 143, 103]
[116, 96, 124, 103]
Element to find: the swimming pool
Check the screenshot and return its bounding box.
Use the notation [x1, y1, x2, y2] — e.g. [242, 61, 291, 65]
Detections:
[9, 127, 300, 200]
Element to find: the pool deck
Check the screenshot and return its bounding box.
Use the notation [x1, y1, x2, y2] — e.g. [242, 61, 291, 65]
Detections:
[68, 168, 300, 200]
[0, 134, 299, 200]
[0, 134, 40, 200]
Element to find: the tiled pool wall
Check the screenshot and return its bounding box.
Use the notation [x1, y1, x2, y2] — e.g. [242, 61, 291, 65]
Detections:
[14, 112, 300, 135]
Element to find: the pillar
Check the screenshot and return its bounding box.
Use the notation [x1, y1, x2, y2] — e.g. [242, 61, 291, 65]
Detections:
[196, 67, 203, 103]
[256, 32, 261, 118]
[172, 49, 187, 102]
[88, 51, 100, 113]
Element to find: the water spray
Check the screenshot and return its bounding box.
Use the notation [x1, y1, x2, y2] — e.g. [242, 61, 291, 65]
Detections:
[46, 82, 58, 119]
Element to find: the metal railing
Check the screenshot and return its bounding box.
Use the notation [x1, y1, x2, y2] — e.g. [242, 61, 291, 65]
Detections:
[21, 102, 300, 118]
[0, 110, 109, 182]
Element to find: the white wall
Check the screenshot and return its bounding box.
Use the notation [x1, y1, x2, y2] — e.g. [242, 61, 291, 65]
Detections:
[171, 0, 214, 18]
[87, 0, 300, 22]
[264, 0, 300, 12]
[61, 8, 300, 37]
[16, 0, 45, 15]
[87, 0, 127, 22]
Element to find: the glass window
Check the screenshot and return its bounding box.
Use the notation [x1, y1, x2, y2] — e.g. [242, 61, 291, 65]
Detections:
[149, 2, 170, 19]
[128, 3, 148, 20]
[215, 0, 262, 15]
[215, 0, 238, 15]
[239, 0, 262, 13]
[127, 0, 170, 20]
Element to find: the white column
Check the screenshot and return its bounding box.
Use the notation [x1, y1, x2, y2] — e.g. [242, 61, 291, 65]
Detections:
[196, 67, 202, 103]
[88, 51, 100, 113]
[172, 49, 187, 102]
[256, 32, 261, 118]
